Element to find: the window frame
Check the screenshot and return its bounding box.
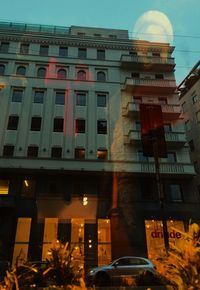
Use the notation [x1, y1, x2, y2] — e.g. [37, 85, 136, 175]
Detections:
[76, 92, 86, 106]
[39, 45, 49, 56]
[34, 90, 45, 104]
[3, 145, 14, 157]
[78, 48, 87, 59]
[30, 117, 42, 131]
[169, 184, 183, 202]
[75, 148, 85, 159]
[55, 91, 65, 105]
[51, 147, 62, 158]
[97, 49, 105, 60]
[53, 117, 64, 132]
[20, 43, 29, 54]
[97, 120, 107, 134]
[57, 68, 67, 79]
[76, 119, 86, 133]
[0, 42, 9, 53]
[97, 71, 106, 82]
[12, 88, 23, 102]
[16, 65, 26, 76]
[27, 146, 39, 158]
[59, 46, 68, 57]
[97, 93, 107, 107]
[7, 115, 19, 130]
[37, 67, 46, 78]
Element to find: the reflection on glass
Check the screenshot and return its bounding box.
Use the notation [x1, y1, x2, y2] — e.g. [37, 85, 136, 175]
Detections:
[71, 218, 84, 268]
[98, 219, 111, 266]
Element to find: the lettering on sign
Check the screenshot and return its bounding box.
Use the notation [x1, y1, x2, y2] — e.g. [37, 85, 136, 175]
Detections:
[151, 230, 181, 239]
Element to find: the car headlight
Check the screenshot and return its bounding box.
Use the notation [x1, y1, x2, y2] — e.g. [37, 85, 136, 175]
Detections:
[89, 269, 96, 274]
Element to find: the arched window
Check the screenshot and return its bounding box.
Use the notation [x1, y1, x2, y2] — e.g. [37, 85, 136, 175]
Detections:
[57, 69, 67, 79]
[37, 67, 46, 78]
[0, 64, 5, 75]
[77, 70, 86, 81]
[97, 71, 106, 82]
[16, 66, 26, 76]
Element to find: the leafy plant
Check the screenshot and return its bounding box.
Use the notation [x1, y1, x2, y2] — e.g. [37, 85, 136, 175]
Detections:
[155, 223, 200, 290]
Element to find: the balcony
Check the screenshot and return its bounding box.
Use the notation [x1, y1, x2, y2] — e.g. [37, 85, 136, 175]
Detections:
[124, 102, 181, 119]
[123, 78, 177, 94]
[120, 54, 175, 71]
[127, 130, 186, 148]
[140, 162, 195, 176]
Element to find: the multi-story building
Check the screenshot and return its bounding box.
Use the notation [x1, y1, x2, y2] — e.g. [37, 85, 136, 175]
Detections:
[0, 21, 199, 270]
[179, 61, 200, 198]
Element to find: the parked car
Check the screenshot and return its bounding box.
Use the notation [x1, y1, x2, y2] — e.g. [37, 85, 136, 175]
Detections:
[86, 256, 156, 287]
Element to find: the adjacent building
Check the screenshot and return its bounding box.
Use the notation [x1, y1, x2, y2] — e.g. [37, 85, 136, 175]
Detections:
[0, 21, 199, 270]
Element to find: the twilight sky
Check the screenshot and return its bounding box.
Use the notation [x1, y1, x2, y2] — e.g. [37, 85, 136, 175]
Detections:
[0, 0, 199, 84]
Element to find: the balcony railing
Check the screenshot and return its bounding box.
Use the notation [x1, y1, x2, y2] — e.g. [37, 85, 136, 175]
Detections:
[125, 101, 181, 119]
[120, 55, 175, 71]
[123, 78, 177, 94]
[141, 162, 195, 175]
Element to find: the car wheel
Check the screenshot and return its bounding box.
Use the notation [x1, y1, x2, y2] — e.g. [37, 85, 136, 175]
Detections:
[94, 272, 110, 287]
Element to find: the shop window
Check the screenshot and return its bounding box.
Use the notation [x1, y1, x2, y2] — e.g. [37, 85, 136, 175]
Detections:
[42, 218, 58, 260]
[21, 180, 35, 198]
[51, 147, 62, 158]
[57, 68, 67, 79]
[0, 64, 5, 75]
[37, 67, 46, 78]
[30, 117, 42, 131]
[97, 93, 107, 107]
[0, 180, 9, 194]
[34, 90, 44, 103]
[16, 66, 26, 76]
[97, 49, 105, 60]
[75, 119, 85, 133]
[27, 146, 38, 158]
[75, 148, 85, 159]
[55, 91, 65, 105]
[97, 149, 107, 160]
[71, 218, 85, 268]
[59, 46, 68, 57]
[97, 71, 106, 82]
[20, 43, 29, 54]
[170, 184, 183, 202]
[3, 145, 14, 157]
[76, 92, 86, 106]
[78, 48, 87, 59]
[53, 118, 64, 132]
[0, 42, 9, 53]
[98, 219, 111, 266]
[7, 116, 19, 130]
[12, 88, 23, 102]
[97, 120, 107, 134]
[39, 45, 49, 56]
[189, 140, 195, 152]
[77, 70, 86, 81]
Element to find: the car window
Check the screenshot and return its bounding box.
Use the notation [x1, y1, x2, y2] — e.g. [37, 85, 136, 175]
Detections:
[115, 258, 130, 266]
[129, 258, 148, 265]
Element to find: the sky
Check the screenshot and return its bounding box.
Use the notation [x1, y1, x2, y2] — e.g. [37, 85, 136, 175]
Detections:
[0, 0, 199, 84]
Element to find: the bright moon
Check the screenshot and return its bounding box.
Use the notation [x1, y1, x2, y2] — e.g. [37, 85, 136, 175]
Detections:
[133, 10, 174, 44]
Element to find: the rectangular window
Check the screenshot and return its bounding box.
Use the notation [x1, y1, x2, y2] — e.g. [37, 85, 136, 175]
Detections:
[59, 46, 68, 57]
[12, 89, 23, 102]
[97, 149, 107, 160]
[39, 45, 49, 56]
[31, 117, 42, 131]
[53, 118, 64, 132]
[97, 120, 107, 134]
[3, 145, 14, 157]
[170, 184, 183, 202]
[27, 146, 38, 158]
[51, 147, 62, 158]
[189, 140, 195, 152]
[55, 91, 65, 105]
[0, 180, 9, 194]
[97, 93, 107, 107]
[97, 49, 105, 60]
[34, 90, 44, 103]
[76, 119, 85, 133]
[76, 92, 86, 106]
[20, 43, 29, 54]
[75, 148, 85, 159]
[0, 42, 9, 53]
[167, 152, 176, 162]
[155, 74, 164, 79]
[138, 150, 148, 162]
[7, 116, 19, 130]
[78, 48, 87, 59]
[71, 218, 84, 268]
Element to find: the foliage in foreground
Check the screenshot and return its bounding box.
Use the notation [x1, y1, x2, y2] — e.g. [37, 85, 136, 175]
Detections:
[155, 223, 200, 290]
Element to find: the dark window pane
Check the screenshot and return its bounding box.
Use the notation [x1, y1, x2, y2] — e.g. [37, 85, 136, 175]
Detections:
[132, 72, 140, 78]
[189, 140, 195, 152]
[21, 180, 35, 198]
[53, 118, 64, 132]
[170, 184, 182, 202]
[167, 152, 176, 162]
[37, 67, 46, 78]
[51, 147, 62, 158]
[16, 66, 26, 76]
[97, 71, 106, 82]
[78, 48, 86, 59]
[97, 49, 105, 60]
[75, 148, 85, 159]
[27, 146, 38, 157]
[57, 69, 67, 79]
[76, 93, 86, 106]
[97, 120, 107, 134]
[76, 119, 85, 133]
[155, 74, 164, 79]
[135, 121, 141, 130]
[77, 70, 86, 80]
[97, 149, 107, 160]
[164, 123, 171, 132]
[55, 91, 65, 105]
[31, 117, 41, 131]
[97, 94, 106, 107]
[34, 91, 44, 103]
[0, 42, 9, 53]
[59, 46, 68, 57]
[138, 151, 148, 162]
[40, 45, 49, 56]
[3, 145, 14, 157]
[7, 116, 19, 130]
[0, 64, 5, 75]
[12, 89, 23, 102]
[20, 44, 29, 54]
[141, 178, 155, 200]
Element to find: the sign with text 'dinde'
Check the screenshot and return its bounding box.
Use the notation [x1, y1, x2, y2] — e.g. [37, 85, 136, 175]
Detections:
[139, 104, 167, 158]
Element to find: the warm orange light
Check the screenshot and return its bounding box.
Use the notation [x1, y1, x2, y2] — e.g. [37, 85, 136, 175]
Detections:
[24, 180, 29, 187]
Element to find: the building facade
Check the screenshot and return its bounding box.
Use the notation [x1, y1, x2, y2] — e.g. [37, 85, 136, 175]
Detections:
[0, 21, 199, 270]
